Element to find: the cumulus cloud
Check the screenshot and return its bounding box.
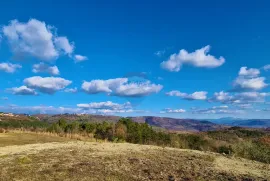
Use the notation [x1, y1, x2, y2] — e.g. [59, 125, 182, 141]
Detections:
[77, 101, 131, 110]
[263, 64, 270, 71]
[82, 78, 162, 97]
[231, 66, 267, 92]
[64, 88, 77, 93]
[160, 108, 186, 113]
[74, 55, 88, 62]
[233, 77, 267, 91]
[161, 45, 225, 72]
[0, 62, 22, 73]
[192, 106, 243, 114]
[238, 67, 260, 77]
[0, 105, 81, 114]
[166, 90, 207, 100]
[1, 19, 76, 61]
[24, 76, 72, 94]
[54, 36, 74, 55]
[0, 101, 139, 115]
[32, 63, 60, 75]
[209, 91, 270, 104]
[7, 86, 37, 95]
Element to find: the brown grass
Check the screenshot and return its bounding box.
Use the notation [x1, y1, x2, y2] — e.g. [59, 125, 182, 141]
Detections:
[0, 132, 269, 181]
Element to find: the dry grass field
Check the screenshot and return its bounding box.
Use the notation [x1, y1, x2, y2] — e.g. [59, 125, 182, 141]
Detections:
[0, 132, 269, 181]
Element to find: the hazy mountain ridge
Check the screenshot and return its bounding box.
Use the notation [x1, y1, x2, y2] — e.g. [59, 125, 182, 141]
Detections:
[34, 114, 223, 132]
[208, 117, 270, 128]
[2, 113, 269, 131]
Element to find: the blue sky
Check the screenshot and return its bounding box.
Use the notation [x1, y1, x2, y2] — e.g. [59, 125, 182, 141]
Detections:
[0, 0, 269, 119]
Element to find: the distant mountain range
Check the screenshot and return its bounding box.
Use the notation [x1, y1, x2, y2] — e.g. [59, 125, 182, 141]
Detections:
[207, 117, 270, 128]
[34, 114, 222, 132]
[2, 113, 269, 131]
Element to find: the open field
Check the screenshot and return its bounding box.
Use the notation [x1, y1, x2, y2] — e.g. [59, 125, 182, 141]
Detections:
[0, 132, 269, 181]
[0, 132, 69, 147]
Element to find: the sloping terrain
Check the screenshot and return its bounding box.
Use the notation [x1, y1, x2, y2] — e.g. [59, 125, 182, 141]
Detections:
[143, 116, 223, 132]
[0, 133, 269, 181]
[209, 118, 270, 128]
[33, 114, 222, 132]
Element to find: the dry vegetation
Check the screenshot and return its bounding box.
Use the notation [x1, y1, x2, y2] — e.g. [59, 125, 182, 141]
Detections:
[0, 132, 269, 181]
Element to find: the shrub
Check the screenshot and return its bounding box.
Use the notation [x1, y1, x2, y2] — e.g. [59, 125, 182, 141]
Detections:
[233, 141, 270, 163]
[217, 145, 233, 155]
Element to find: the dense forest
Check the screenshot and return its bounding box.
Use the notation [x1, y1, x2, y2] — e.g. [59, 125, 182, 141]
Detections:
[0, 117, 269, 163]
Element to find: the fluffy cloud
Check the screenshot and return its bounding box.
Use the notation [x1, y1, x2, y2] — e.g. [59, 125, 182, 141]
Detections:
[238, 67, 260, 77]
[233, 77, 267, 91]
[0, 105, 81, 114]
[231, 66, 267, 92]
[32, 63, 60, 75]
[160, 108, 186, 113]
[0, 62, 21, 73]
[24, 76, 72, 94]
[74, 55, 88, 62]
[2, 19, 75, 61]
[7, 86, 37, 95]
[54, 36, 74, 55]
[0, 101, 138, 115]
[192, 106, 243, 114]
[82, 78, 162, 97]
[77, 101, 131, 110]
[209, 91, 270, 104]
[161, 45, 225, 72]
[166, 90, 207, 100]
[64, 88, 78, 93]
[263, 64, 270, 71]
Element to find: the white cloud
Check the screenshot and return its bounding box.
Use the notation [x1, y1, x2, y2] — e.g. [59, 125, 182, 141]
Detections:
[192, 106, 243, 115]
[77, 101, 131, 110]
[0, 62, 21, 73]
[32, 63, 60, 75]
[64, 88, 77, 93]
[24, 76, 72, 94]
[166, 90, 207, 100]
[231, 66, 267, 92]
[236, 103, 253, 109]
[0, 105, 81, 114]
[74, 55, 88, 62]
[82, 78, 162, 97]
[154, 50, 165, 57]
[209, 91, 232, 103]
[233, 77, 267, 91]
[209, 91, 270, 104]
[2, 19, 77, 61]
[161, 45, 225, 72]
[263, 64, 270, 71]
[7, 86, 37, 95]
[0, 102, 139, 115]
[54, 36, 74, 55]
[2, 19, 58, 60]
[239, 67, 260, 77]
[160, 108, 186, 113]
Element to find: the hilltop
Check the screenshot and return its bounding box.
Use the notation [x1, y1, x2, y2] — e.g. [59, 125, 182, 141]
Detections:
[0, 132, 269, 181]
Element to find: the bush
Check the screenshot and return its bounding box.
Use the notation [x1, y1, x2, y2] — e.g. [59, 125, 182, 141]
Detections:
[233, 141, 270, 163]
[217, 145, 233, 155]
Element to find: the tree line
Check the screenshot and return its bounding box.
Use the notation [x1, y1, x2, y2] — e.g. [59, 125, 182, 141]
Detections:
[0, 117, 269, 163]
